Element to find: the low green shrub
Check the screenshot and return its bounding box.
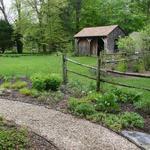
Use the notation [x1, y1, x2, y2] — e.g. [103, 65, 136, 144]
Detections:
[120, 112, 144, 128]
[0, 82, 12, 89]
[45, 74, 62, 91]
[31, 74, 46, 91]
[19, 88, 31, 96]
[75, 103, 96, 117]
[116, 62, 127, 72]
[103, 114, 122, 131]
[31, 73, 62, 91]
[12, 81, 28, 89]
[86, 112, 106, 123]
[135, 98, 150, 114]
[95, 92, 120, 113]
[68, 98, 88, 112]
[111, 88, 142, 103]
[132, 61, 145, 73]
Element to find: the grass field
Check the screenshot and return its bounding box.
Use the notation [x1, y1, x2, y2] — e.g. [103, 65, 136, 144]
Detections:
[0, 54, 150, 99]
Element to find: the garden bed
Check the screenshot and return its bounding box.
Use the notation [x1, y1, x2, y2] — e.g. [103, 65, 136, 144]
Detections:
[0, 76, 149, 135]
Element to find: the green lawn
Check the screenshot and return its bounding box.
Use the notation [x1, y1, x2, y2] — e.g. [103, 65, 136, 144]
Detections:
[0, 54, 96, 77]
[0, 54, 149, 99]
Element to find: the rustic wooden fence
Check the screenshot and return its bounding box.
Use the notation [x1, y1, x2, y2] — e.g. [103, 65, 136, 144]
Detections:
[62, 53, 150, 92]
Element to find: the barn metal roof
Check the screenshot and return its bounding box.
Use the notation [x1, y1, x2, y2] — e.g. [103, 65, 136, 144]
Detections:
[74, 25, 120, 38]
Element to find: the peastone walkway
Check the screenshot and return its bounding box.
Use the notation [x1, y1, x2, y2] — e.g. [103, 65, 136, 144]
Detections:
[0, 99, 139, 150]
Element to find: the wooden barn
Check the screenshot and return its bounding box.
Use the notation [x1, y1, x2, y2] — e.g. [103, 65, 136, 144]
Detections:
[74, 25, 125, 56]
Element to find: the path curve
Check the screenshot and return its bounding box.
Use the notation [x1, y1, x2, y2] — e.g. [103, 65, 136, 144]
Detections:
[0, 99, 139, 150]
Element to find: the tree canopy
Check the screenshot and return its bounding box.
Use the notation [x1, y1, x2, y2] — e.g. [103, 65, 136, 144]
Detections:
[0, 0, 149, 53]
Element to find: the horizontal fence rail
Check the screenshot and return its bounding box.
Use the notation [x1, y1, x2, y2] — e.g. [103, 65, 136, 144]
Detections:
[62, 53, 150, 92]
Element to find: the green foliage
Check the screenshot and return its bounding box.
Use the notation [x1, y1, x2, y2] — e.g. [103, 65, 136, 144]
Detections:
[111, 88, 142, 103]
[118, 36, 136, 53]
[0, 82, 12, 89]
[75, 103, 96, 117]
[0, 20, 13, 53]
[0, 117, 28, 149]
[19, 88, 31, 96]
[12, 81, 27, 89]
[116, 62, 127, 72]
[120, 112, 144, 128]
[95, 92, 120, 113]
[103, 114, 122, 132]
[31, 73, 46, 91]
[31, 73, 62, 91]
[132, 61, 145, 73]
[135, 98, 150, 114]
[45, 74, 62, 91]
[86, 112, 106, 123]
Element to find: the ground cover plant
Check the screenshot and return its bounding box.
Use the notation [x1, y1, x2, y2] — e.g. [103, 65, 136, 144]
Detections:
[68, 88, 147, 132]
[0, 116, 57, 149]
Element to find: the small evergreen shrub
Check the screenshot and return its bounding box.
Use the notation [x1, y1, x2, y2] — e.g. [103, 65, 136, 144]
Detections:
[31, 73, 62, 91]
[45, 74, 62, 91]
[31, 74, 46, 91]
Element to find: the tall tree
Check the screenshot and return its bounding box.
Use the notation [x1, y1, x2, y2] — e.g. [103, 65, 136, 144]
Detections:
[0, 0, 8, 22]
[0, 20, 13, 53]
[13, 0, 23, 53]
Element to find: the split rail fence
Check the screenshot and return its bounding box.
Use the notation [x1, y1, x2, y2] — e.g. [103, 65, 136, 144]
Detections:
[62, 52, 150, 92]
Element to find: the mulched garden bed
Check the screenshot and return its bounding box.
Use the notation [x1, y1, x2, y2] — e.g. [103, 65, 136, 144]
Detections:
[0, 77, 149, 134]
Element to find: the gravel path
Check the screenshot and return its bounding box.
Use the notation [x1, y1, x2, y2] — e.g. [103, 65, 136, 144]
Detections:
[0, 99, 139, 150]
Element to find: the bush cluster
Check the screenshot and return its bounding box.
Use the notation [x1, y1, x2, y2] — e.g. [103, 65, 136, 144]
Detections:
[31, 73, 62, 91]
[68, 88, 144, 131]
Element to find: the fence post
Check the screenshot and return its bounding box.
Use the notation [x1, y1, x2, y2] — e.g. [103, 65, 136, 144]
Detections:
[96, 52, 101, 92]
[62, 53, 68, 85]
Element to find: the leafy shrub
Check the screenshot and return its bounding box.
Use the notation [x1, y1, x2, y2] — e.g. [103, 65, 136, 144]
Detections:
[120, 112, 144, 128]
[45, 74, 62, 91]
[68, 98, 88, 112]
[135, 98, 150, 114]
[111, 88, 142, 103]
[95, 92, 120, 113]
[31, 73, 62, 91]
[75, 103, 95, 117]
[31, 74, 46, 91]
[116, 62, 127, 72]
[118, 36, 136, 53]
[30, 89, 40, 98]
[19, 88, 31, 96]
[12, 81, 28, 89]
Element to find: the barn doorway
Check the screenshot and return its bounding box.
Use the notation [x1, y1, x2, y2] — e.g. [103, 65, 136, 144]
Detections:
[97, 38, 104, 56]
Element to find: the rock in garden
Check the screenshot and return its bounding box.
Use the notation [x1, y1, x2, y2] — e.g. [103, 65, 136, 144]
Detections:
[122, 130, 150, 150]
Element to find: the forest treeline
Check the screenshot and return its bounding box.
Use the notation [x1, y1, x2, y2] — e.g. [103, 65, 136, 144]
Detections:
[0, 0, 150, 53]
